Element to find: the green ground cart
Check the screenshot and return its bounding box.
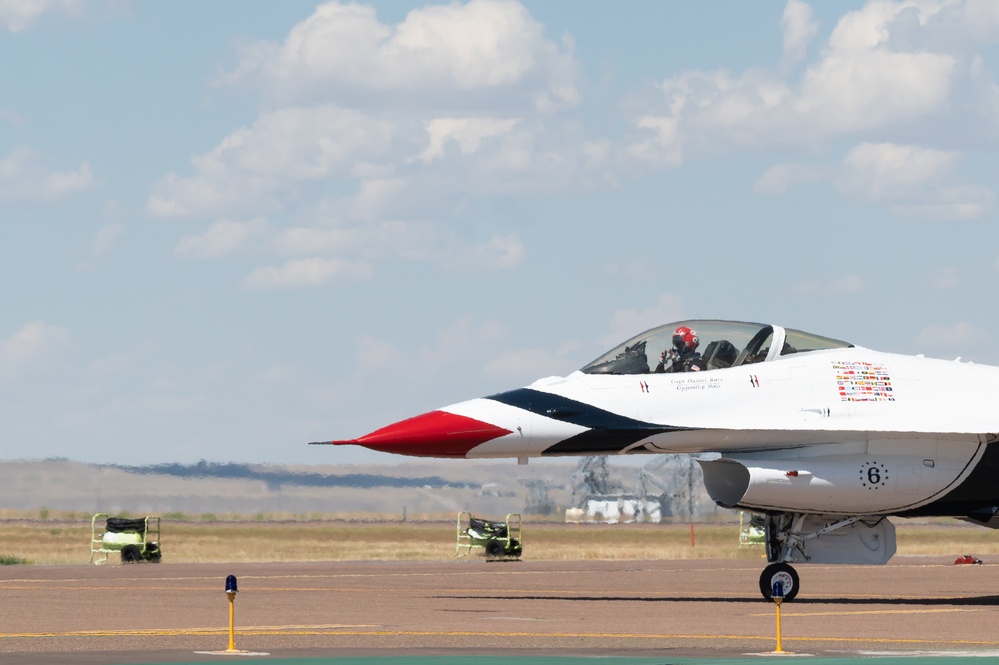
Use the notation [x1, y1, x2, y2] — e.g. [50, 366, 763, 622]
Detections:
[456, 511, 522, 559]
[90, 513, 162, 564]
[739, 511, 766, 546]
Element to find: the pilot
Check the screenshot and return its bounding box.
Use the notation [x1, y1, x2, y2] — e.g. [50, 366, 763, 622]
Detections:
[655, 325, 707, 373]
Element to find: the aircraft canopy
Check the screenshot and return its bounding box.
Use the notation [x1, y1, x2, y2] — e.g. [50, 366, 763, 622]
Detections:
[580, 320, 852, 375]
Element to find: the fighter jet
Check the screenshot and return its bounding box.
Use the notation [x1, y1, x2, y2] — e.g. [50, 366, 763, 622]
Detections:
[314, 319, 999, 601]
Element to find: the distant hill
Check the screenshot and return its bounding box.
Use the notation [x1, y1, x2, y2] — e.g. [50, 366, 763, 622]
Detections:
[113, 460, 462, 491]
[0, 458, 579, 518]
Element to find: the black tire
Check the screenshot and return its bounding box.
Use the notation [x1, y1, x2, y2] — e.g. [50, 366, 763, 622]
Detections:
[485, 540, 504, 557]
[120, 544, 142, 563]
[759, 562, 799, 601]
[144, 543, 161, 563]
[508, 539, 523, 558]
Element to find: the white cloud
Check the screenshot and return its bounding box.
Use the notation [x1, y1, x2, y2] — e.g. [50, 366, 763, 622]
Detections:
[355, 334, 407, 374]
[0, 146, 93, 203]
[838, 142, 959, 199]
[252, 363, 300, 386]
[147, 106, 397, 219]
[221, 0, 579, 113]
[0, 106, 26, 126]
[0, 0, 82, 32]
[0, 322, 68, 365]
[796, 49, 954, 132]
[0, 0, 128, 32]
[89, 223, 124, 259]
[419, 117, 519, 162]
[754, 162, 826, 194]
[963, 1, 999, 43]
[836, 142, 993, 220]
[357, 317, 584, 389]
[622, 0, 999, 165]
[929, 266, 960, 290]
[759, 141, 993, 220]
[601, 258, 652, 278]
[888, 192, 994, 220]
[88, 341, 155, 378]
[483, 343, 582, 380]
[441, 233, 525, 272]
[355, 316, 509, 379]
[602, 294, 686, 348]
[271, 226, 356, 256]
[914, 321, 991, 358]
[242, 257, 373, 289]
[626, 116, 684, 169]
[148, 2, 610, 287]
[174, 218, 267, 259]
[791, 274, 866, 296]
[781, 0, 819, 62]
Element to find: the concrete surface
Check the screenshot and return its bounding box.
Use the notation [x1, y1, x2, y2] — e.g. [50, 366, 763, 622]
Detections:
[2, 556, 999, 664]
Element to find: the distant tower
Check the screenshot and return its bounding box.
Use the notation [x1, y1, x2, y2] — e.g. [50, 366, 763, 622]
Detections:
[638, 455, 702, 520]
[519, 478, 555, 516]
[572, 456, 616, 507]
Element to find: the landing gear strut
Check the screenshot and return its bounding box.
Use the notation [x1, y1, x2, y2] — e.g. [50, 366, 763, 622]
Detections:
[755, 511, 888, 601]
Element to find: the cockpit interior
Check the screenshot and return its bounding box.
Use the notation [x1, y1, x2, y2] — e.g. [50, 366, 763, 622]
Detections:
[580, 320, 853, 375]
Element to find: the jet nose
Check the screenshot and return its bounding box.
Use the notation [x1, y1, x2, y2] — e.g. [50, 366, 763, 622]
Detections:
[323, 409, 513, 457]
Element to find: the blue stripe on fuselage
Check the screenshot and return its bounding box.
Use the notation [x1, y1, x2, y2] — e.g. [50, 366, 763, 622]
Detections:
[485, 387, 691, 455]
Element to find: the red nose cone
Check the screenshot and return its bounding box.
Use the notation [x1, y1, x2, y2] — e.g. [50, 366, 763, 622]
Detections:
[355, 410, 512, 457]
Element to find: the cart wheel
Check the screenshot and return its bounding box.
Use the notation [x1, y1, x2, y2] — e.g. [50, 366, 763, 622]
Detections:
[121, 545, 142, 563]
[144, 544, 161, 563]
[508, 539, 522, 557]
[485, 540, 504, 557]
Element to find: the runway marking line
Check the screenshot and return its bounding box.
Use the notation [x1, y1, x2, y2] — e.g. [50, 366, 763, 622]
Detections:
[3, 626, 999, 648]
[750, 608, 974, 617]
[0, 624, 377, 639]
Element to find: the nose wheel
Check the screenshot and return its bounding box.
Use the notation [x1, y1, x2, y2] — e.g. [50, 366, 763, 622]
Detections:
[759, 562, 799, 601]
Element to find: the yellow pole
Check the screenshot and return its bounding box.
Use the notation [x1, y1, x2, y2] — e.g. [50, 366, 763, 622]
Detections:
[773, 597, 784, 653]
[227, 591, 236, 652]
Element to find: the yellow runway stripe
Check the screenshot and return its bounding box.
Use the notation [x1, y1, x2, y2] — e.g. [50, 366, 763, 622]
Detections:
[750, 608, 973, 617]
[3, 626, 999, 648]
[0, 624, 377, 639]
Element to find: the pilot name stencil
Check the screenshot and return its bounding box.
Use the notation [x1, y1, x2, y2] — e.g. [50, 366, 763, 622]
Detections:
[670, 376, 722, 392]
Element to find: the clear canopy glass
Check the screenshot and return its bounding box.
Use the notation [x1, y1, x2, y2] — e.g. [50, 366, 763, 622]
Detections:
[580, 320, 853, 375]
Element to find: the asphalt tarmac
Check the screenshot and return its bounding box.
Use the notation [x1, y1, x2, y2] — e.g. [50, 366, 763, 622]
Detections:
[2, 556, 999, 664]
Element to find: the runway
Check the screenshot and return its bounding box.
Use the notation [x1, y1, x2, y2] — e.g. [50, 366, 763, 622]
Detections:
[2, 556, 999, 663]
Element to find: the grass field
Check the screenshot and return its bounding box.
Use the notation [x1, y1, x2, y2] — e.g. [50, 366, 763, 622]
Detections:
[1, 512, 998, 566]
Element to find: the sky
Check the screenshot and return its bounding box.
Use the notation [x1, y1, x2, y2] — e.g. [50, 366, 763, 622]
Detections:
[2, 0, 999, 466]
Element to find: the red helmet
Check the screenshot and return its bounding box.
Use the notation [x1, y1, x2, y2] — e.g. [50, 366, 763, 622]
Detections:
[672, 326, 699, 354]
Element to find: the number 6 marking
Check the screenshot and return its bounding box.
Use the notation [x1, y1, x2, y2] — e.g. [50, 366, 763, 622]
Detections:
[860, 461, 888, 489]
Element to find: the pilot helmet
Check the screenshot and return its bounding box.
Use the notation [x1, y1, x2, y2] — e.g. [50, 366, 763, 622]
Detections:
[672, 326, 699, 354]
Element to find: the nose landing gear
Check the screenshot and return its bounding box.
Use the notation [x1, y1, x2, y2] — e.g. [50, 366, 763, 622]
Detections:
[753, 511, 895, 601]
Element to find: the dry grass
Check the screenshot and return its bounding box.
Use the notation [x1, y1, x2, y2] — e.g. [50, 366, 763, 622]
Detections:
[0, 513, 997, 566]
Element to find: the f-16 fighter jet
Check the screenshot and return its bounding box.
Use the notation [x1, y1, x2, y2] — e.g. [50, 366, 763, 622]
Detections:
[314, 320, 999, 600]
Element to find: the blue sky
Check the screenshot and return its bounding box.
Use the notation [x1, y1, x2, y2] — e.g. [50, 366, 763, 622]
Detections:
[3, 0, 999, 466]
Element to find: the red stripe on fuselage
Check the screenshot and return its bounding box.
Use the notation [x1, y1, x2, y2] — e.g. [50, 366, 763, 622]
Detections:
[355, 410, 512, 457]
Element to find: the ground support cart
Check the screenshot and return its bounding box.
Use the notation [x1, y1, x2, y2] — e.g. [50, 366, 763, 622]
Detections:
[739, 511, 765, 546]
[456, 511, 522, 559]
[90, 513, 162, 564]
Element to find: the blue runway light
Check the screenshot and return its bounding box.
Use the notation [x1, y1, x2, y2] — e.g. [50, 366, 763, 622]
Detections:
[225, 575, 238, 594]
[772, 580, 784, 599]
